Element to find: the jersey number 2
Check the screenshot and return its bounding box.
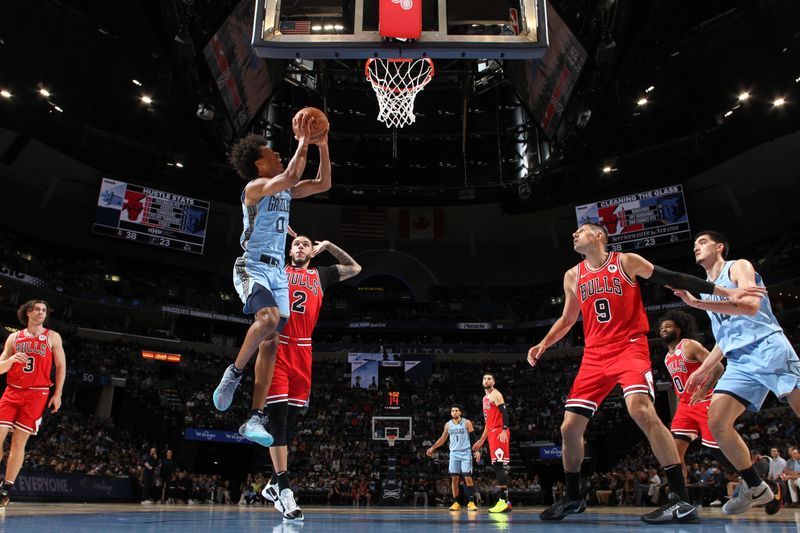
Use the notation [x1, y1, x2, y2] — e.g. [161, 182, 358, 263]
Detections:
[594, 298, 612, 323]
[23, 356, 35, 373]
[291, 291, 307, 313]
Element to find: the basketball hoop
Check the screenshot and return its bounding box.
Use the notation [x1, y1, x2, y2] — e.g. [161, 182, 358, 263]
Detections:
[365, 58, 434, 128]
[387, 434, 398, 447]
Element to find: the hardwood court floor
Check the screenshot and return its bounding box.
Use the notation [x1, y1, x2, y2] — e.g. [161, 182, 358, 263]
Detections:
[0, 503, 798, 532]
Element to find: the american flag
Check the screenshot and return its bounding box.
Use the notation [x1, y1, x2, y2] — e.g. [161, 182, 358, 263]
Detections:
[280, 20, 311, 35]
[340, 208, 388, 240]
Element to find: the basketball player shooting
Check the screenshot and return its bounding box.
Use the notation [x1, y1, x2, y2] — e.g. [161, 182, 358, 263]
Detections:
[528, 222, 764, 524]
[213, 113, 331, 448]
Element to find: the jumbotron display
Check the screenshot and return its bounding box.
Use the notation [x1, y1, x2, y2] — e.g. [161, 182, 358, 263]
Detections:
[575, 184, 691, 252]
[92, 177, 210, 255]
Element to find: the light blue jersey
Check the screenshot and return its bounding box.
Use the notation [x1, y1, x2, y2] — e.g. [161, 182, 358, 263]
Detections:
[240, 188, 291, 261]
[231, 187, 292, 316]
[447, 418, 473, 475]
[702, 260, 800, 411]
[447, 419, 470, 453]
[700, 261, 783, 357]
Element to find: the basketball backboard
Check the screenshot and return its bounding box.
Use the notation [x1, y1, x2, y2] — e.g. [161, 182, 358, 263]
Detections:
[372, 416, 413, 442]
[252, 0, 547, 59]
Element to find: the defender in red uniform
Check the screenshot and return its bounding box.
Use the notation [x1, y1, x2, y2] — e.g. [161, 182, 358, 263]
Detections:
[253, 235, 361, 521]
[473, 373, 512, 513]
[528, 223, 762, 524]
[658, 311, 724, 463]
[0, 300, 66, 506]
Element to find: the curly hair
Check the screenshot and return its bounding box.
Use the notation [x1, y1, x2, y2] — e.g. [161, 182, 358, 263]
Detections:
[17, 299, 48, 326]
[657, 310, 698, 341]
[228, 134, 268, 180]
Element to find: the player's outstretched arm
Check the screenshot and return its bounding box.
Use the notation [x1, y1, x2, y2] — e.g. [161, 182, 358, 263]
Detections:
[622, 253, 764, 313]
[312, 240, 362, 280]
[49, 331, 66, 413]
[527, 267, 580, 367]
[426, 423, 450, 456]
[292, 138, 331, 199]
[668, 259, 762, 316]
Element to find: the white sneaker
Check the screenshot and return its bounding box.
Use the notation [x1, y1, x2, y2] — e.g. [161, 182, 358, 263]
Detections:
[278, 488, 304, 521]
[709, 499, 723, 507]
[723, 481, 773, 514]
[262, 481, 280, 503]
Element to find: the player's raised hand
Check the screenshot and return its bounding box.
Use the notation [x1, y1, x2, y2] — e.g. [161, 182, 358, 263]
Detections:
[527, 343, 546, 367]
[293, 113, 315, 144]
[311, 240, 330, 257]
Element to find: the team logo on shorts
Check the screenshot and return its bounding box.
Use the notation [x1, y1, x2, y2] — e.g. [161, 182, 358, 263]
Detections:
[391, 0, 414, 10]
[607, 264, 618, 273]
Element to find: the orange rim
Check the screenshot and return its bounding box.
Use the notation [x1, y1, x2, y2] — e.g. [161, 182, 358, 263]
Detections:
[365, 58, 435, 94]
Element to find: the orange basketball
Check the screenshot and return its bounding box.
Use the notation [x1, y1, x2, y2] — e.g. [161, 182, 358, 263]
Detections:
[292, 107, 329, 144]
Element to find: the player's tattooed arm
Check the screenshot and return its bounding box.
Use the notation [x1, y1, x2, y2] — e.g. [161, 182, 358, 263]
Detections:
[527, 267, 580, 367]
[312, 240, 362, 281]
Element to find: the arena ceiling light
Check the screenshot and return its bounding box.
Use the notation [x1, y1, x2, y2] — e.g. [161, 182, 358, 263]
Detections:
[0, 89, 11, 99]
[636, 97, 648, 106]
[38, 87, 51, 97]
[132, 79, 142, 86]
[140, 95, 153, 105]
[738, 92, 750, 102]
[772, 97, 786, 107]
[645, 85, 655, 93]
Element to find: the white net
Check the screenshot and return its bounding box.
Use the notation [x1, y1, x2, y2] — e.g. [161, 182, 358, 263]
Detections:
[365, 58, 434, 128]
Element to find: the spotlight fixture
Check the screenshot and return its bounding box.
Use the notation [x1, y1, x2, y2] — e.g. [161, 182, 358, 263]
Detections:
[737, 92, 750, 102]
[724, 110, 733, 117]
[141, 95, 153, 105]
[175, 162, 184, 168]
[39, 88, 51, 97]
[0, 89, 11, 99]
[602, 166, 613, 173]
[132, 79, 142, 86]
[773, 97, 786, 107]
[636, 98, 648, 106]
[645, 85, 655, 93]
[311, 25, 322, 31]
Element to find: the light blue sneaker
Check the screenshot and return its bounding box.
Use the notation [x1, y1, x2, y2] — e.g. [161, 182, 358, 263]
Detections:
[239, 412, 274, 447]
[213, 364, 242, 411]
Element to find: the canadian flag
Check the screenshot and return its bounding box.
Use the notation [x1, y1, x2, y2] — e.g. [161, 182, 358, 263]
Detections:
[399, 209, 444, 239]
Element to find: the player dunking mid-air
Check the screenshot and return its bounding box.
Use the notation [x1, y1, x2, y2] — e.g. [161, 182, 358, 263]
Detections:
[426, 405, 480, 512]
[528, 223, 765, 524]
[213, 115, 332, 447]
[0, 300, 66, 506]
[256, 235, 361, 520]
[472, 373, 512, 513]
[658, 311, 733, 475]
[671, 230, 800, 514]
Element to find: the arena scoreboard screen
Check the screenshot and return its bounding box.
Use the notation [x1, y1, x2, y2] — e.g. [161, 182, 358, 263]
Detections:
[575, 185, 691, 252]
[93, 178, 210, 255]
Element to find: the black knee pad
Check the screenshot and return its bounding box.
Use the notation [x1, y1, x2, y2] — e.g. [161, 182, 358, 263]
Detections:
[493, 462, 508, 486]
[267, 401, 289, 446]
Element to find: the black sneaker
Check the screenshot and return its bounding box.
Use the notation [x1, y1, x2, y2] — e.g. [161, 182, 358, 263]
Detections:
[539, 498, 586, 521]
[641, 492, 699, 524]
[0, 489, 9, 507]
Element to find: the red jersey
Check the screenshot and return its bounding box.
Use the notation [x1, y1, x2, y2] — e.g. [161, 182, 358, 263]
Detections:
[282, 265, 338, 341]
[482, 393, 503, 430]
[9, 328, 54, 389]
[575, 252, 649, 349]
[664, 339, 712, 404]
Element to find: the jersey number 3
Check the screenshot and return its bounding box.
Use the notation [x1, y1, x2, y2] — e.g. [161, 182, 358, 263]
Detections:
[594, 298, 612, 323]
[23, 356, 35, 373]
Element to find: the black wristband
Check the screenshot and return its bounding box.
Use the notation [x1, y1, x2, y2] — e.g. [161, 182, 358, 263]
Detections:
[649, 265, 716, 295]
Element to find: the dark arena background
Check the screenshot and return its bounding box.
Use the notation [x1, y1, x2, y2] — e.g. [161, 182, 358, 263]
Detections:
[1, 0, 800, 531]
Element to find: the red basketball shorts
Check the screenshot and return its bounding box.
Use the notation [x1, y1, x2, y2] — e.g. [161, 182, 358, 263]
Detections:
[671, 401, 717, 448]
[487, 427, 510, 464]
[267, 341, 312, 407]
[0, 386, 50, 434]
[565, 336, 654, 417]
